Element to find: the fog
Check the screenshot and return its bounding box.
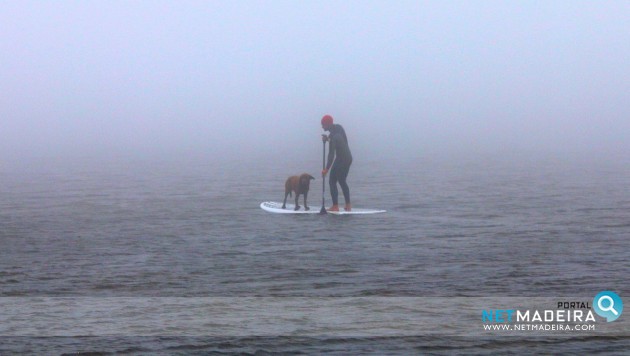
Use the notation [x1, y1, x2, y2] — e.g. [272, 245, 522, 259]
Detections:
[1, 1, 628, 165]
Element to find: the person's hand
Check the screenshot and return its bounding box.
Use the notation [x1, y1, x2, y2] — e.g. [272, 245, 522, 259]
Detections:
[321, 168, 328, 177]
[321, 134, 329, 142]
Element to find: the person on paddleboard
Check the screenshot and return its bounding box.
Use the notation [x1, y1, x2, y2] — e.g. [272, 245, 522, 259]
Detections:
[321, 114, 353, 212]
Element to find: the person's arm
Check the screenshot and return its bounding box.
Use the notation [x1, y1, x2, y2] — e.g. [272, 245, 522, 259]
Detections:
[326, 134, 337, 170]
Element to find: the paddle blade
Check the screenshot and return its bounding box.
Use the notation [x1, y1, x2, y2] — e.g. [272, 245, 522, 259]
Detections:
[319, 206, 327, 214]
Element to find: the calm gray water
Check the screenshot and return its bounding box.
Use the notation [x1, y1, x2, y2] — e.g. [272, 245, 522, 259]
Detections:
[1, 153, 629, 354]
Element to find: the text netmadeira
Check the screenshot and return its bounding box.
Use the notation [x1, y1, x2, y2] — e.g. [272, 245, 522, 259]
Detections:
[482, 309, 596, 323]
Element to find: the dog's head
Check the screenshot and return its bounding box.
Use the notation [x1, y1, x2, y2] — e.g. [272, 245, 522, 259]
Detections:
[299, 173, 315, 191]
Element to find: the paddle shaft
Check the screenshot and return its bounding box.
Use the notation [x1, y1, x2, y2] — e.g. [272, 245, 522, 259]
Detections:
[321, 140, 326, 209]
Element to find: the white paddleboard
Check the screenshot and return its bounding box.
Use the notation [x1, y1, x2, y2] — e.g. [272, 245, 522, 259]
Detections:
[260, 201, 386, 215]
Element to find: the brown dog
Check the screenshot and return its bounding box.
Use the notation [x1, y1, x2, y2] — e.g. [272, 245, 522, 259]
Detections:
[282, 173, 315, 210]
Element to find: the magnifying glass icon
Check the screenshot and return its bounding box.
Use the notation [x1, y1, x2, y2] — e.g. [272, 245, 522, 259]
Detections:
[598, 295, 619, 315]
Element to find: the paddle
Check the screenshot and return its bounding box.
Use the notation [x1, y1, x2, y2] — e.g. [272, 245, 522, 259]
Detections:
[319, 138, 327, 214]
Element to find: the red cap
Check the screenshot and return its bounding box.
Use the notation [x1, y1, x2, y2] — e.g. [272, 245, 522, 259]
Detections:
[321, 114, 333, 127]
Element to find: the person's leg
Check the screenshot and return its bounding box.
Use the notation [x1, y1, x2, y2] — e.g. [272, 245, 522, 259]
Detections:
[329, 164, 339, 207]
[337, 162, 351, 209]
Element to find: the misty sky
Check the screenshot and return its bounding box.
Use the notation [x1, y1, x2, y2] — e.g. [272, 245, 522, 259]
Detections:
[1, 1, 628, 161]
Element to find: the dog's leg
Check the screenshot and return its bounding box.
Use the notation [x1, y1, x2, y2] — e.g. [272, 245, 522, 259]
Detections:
[282, 191, 290, 209]
[304, 191, 309, 211]
[294, 192, 301, 210]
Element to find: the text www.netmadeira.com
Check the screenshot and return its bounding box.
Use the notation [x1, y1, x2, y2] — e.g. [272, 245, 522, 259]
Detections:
[483, 324, 595, 332]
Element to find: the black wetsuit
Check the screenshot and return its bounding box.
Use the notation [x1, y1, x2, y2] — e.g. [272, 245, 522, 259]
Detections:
[326, 124, 353, 206]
